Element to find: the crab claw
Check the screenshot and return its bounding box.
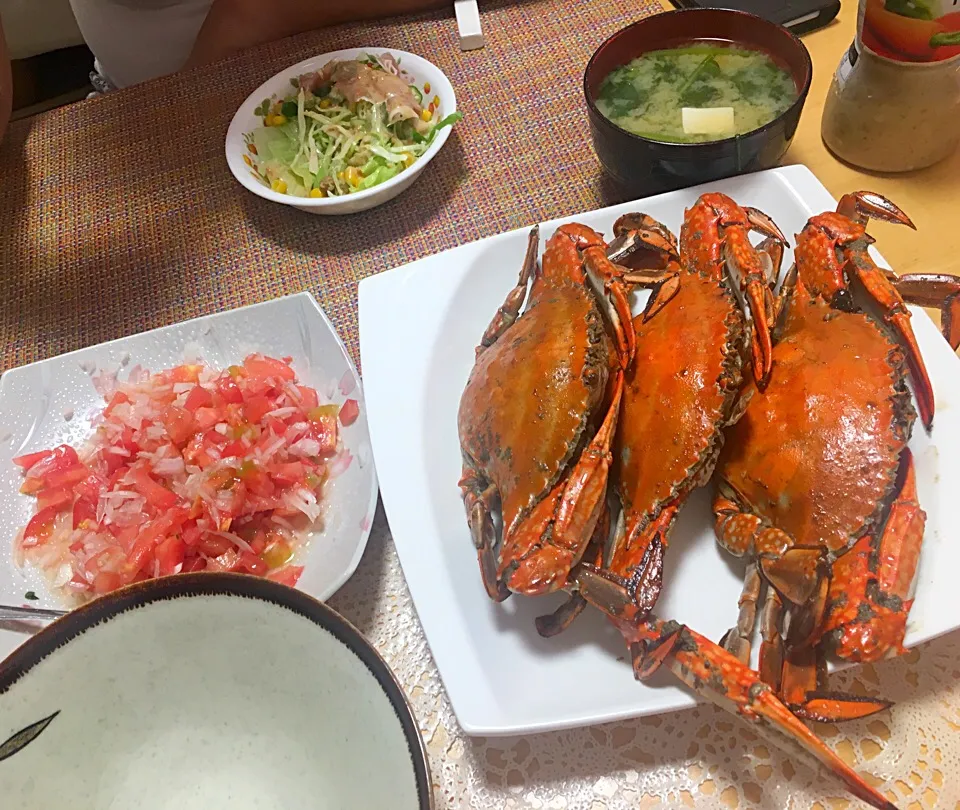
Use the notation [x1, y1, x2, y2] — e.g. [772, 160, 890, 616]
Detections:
[836, 191, 916, 230]
[722, 238, 777, 386]
[834, 195, 934, 430]
[606, 213, 682, 323]
[623, 618, 900, 810]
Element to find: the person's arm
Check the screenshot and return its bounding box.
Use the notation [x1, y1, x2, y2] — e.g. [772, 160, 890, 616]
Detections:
[185, 0, 447, 68]
[0, 19, 12, 144]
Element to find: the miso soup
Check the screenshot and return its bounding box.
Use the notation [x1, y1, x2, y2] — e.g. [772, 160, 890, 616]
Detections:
[596, 43, 798, 143]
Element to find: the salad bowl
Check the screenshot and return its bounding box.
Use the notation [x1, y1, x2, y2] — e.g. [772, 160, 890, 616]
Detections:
[225, 48, 458, 215]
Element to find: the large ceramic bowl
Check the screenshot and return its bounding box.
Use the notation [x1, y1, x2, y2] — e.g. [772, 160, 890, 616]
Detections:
[226, 48, 457, 216]
[584, 9, 813, 196]
[0, 574, 432, 809]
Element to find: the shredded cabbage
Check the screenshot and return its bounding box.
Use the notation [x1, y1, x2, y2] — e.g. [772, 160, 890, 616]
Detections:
[248, 70, 462, 198]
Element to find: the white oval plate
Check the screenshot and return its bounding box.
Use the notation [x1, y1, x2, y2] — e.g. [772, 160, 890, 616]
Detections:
[225, 48, 457, 216]
[0, 292, 378, 649]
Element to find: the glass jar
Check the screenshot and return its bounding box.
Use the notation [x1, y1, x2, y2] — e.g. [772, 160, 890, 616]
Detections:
[821, 0, 960, 172]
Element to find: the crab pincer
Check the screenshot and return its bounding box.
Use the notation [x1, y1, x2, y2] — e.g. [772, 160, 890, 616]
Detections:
[680, 193, 787, 387]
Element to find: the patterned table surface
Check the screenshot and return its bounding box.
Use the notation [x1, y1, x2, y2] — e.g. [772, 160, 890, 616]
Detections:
[1, 1, 958, 808]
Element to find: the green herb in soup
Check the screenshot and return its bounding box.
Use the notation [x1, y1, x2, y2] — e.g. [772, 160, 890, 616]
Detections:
[596, 44, 798, 143]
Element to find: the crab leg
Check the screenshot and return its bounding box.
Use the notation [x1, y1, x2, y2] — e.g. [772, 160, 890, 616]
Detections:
[478, 225, 539, 351]
[544, 505, 677, 634]
[720, 563, 762, 663]
[497, 371, 624, 595]
[459, 467, 510, 602]
[617, 618, 899, 810]
[893, 273, 960, 351]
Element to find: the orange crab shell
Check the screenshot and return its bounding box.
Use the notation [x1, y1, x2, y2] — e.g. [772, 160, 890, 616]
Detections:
[614, 270, 745, 539]
[717, 292, 916, 558]
[457, 246, 616, 544]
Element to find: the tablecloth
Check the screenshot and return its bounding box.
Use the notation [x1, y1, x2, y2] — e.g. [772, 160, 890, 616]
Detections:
[1, 1, 958, 807]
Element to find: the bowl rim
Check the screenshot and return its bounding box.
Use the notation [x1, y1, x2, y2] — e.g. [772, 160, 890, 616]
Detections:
[225, 46, 457, 209]
[582, 8, 813, 149]
[0, 573, 434, 810]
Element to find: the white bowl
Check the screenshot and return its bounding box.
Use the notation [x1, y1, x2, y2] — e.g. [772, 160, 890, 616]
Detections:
[0, 574, 432, 809]
[225, 48, 457, 215]
[0, 292, 378, 624]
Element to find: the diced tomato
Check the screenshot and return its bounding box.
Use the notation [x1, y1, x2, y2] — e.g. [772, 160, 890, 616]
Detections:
[73, 496, 98, 529]
[18, 477, 46, 495]
[100, 449, 126, 476]
[265, 416, 287, 435]
[308, 414, 339, 458]
[243, 354, 296, 382]
[37, 486, 74, 512]
[265, 565, 304, 587]
[182, 521, 202, 546]
[103, 391, 131, 418]
[39, 464, 89, 492]
[20, 445, 80, 483]
[118, 426, 139, 453]
[240, 551, 268, 575]
[14, 355, 327, 600]
[198, 534, 233, 557]
[75, 473, 106, 501]
[208, 548, 241, 572]
[168, 364, 203, 384]
[20, 506, 60, 547]
[243, 394, 274, 424]
[221, 440, 247, 458]
[297, 385, 319, 410]
[339, 398, 360, 427]
[193, 406, 223, 431]
[93, 571, 123, 594]
[217, 376, 244, 404]
[126, 535, 156, 575]
[112, 524, 140, 551]
[12, 449, 53, 469]
[184, 385, 214, 412]
[182, 555, 207, 573]
[161, 405, 196, 446]
[129, 466, 179, 510]
[126, 509, 189, 573]
[156, 535, 186, 575]
[269, 461, 305, 486]
[249, 531, 267, 555]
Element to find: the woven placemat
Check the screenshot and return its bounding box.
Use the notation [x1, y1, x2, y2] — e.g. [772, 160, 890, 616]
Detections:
[0, 0, 663, 372]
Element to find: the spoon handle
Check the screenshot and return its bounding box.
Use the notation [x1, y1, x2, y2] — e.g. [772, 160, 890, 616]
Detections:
[0, 605, 68, 622]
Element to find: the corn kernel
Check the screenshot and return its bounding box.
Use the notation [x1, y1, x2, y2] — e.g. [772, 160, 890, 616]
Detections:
[343, 166, 362, 187]
[420, 108, 433, 122]
[309, 188, 325, 198]
[402, 153, 415, 167]
[423, 82, 431, 94]
[271, 178, 287, 193]
[319, 97, 333, 109]
[433, 95, 440, 107]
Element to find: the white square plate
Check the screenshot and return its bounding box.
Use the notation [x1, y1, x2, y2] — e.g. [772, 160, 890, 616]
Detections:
[0, 293, 378, 659]
[359, 165, 960, 736]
